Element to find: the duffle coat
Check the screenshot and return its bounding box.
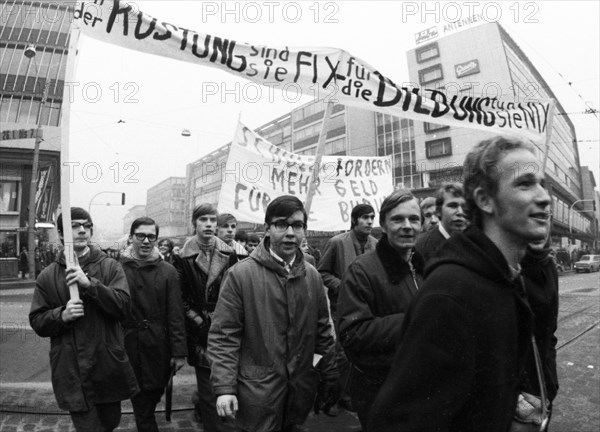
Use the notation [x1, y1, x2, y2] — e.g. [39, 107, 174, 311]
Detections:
[208, 238, 337, 432]
[120, 249, 187, 390]
[29, 246, 139, 412]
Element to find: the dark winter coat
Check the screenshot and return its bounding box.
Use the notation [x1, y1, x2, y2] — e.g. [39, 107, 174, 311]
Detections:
[173, 236, 237, 367]
[337, 234, 424, 373]
[521, 245, 559, 402]
[120, 248, 187, 391]
[367, 226, 534, 432]
[208, 238, 337, 432]
[29, 246, 139, 412]
[415, 225, 447, 264]
[318, 230, 378, 314]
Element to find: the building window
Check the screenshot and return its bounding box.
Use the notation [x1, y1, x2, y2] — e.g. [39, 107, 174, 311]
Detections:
[418, 64, 443, 85]
[0, 180, 19, 212]
[428, 167, 463, 187]
[416, 42, 439, 63]
[0, 231, 18, 258]
[424, 122, 450, 134]
[426, 137, 452, 158]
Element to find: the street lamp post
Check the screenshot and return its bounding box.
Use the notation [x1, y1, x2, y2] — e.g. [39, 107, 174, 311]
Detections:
[25, 45, 49, 280]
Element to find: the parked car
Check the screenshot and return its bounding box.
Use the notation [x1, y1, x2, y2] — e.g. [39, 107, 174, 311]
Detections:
[573, 255, 600, 273]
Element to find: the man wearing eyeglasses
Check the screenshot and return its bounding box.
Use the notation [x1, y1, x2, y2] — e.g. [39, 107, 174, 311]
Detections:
[29, 207, 139, 432]
[120, 217, 187, 432]
[208, 195, 339, 432]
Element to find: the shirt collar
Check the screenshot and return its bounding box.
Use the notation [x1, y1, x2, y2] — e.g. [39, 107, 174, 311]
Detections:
[269, 248, 295, 273]
[438, 223, 451, 239]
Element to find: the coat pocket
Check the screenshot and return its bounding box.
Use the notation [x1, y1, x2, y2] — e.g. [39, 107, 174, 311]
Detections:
[90, 344, 139, 402]
[49, 343, 87, 412]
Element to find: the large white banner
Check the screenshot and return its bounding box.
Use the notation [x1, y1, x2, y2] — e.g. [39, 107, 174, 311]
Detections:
[75, 1, 553, 145]
[217, 122, 393, 231]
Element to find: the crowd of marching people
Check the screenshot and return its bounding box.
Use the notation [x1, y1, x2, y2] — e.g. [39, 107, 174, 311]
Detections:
[30, 136, 560, 432]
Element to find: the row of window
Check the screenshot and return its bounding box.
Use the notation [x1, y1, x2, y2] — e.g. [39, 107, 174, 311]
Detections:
[1, 94, 62, 126]
[552, 196, 591, 233]
[1, 47, 69, 89]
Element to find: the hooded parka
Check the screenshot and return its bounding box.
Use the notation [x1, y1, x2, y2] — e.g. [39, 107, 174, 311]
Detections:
[367, 226, 534, 432]
[29, 245, 139, 412]
[208, 238, 337, 432]
[119, 247, 187, 390]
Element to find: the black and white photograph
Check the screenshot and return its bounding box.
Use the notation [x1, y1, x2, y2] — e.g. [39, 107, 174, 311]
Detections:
[1, 1, 598, 431]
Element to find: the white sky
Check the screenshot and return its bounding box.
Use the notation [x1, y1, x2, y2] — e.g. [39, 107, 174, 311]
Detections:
[66, 1, 600, 237]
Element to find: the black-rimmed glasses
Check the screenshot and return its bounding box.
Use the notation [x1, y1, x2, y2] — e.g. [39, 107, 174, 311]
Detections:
[270, 221, 306, 233]
[134, 233, 157, 242]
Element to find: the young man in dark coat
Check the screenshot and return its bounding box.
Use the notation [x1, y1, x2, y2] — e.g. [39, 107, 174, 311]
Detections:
[29, 207, 139, 432]
[173, 203, 238, 432]
[208, 195, 339, 432]
[120, 217, 187, 432]
[367, 136, 552, 432]
[337, 190, 424, 428]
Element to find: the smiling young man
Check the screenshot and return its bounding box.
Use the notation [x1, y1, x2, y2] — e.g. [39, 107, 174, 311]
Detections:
[208, 195, 338, 432]
[120, 217, 187, 432]
[368, 136, 551, 432]
[336, 190, 424, 429]
[415, 182, 467, 263]
[29, 207, 138, 432]
[173, 203, 238, 432]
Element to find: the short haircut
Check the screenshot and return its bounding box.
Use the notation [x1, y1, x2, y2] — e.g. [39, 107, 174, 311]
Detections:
[235, 230, 248, 242]
[435, 182, 464, 215]
[57, 207, 92, 234]
[264, 195, 307, 225]
[217, 213, 237, 227]
[350, 204, 375, 229]
[130, 217, 159, 237]
[463, 136, 535, 228]
[191, 203, 218, 225]
[158, 238, 174, 251]
[247, 233, 260, 243]
[420, 196, 435, 211]
[379, 189, 418, 227]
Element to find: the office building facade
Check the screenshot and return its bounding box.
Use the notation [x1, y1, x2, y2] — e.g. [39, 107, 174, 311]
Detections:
[146, 176, 187, 238]
[406, 22, 593, 245]
[1, 1, 75, 277]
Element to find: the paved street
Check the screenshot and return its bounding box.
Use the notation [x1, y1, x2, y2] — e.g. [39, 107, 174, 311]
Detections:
[1, 271, 598, 431]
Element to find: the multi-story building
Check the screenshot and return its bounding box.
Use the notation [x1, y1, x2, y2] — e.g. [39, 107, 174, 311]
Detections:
[146, 176, 187, 238]
[1, 1, 76, 277]
[181, 22, 595, 246]
[579, 166, 599, 248]
[406, 21, 594, 246]
[183, 101, 379, 235]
